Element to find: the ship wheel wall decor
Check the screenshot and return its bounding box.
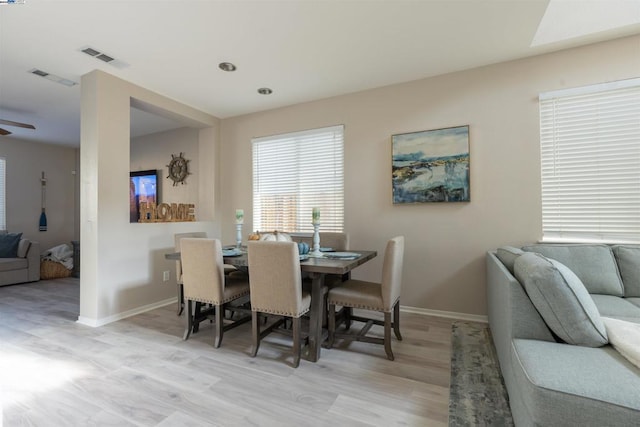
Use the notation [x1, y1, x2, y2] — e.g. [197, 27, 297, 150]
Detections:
[166, 152, 191, 186]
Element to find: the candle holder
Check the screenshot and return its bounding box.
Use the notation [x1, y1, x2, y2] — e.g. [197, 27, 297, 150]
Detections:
[236, 223, 243, 249]
[309, 223, 323, 256]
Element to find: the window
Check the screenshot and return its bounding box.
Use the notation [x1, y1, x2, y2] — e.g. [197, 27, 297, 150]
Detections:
[539, 78, 640, 243]
[0, 157, 5, 231]
[252, 125, 344, 233]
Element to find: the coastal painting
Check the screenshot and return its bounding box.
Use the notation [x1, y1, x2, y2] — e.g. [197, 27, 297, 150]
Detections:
[392, 125, 470, 204]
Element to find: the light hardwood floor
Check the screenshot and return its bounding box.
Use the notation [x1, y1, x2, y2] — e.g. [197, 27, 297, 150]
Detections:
[1, 278, 453, 426]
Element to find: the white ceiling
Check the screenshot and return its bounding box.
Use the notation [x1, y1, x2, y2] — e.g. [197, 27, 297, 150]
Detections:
[1, 0, 639, 147]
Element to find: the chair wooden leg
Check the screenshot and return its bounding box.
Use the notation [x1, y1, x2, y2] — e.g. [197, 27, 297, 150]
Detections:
[344, 306, 352, 331]
[322, 293, 328, 328]
[214, 303, 224, 348]
[251, 311, 260, 357]
[384, 311, 394, 361]
[193, 302, 201, 333]
[393, 301, 402, 341]
[292, 316, 301, 368]
[327, 303, 336, 348]
[177, 283, 184, 316]
[183, 300, 193, 340]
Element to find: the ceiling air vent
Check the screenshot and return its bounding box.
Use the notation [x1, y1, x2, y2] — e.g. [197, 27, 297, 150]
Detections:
[79, 46, 129, 69]
[96, 53, 114, 63]
[81, 47, 100, 57]
[31, 69, 49, 77]
[29, 69, 77, 87]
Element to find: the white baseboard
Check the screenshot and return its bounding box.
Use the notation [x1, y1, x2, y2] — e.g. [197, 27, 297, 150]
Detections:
[76, 297, 176, 327]
[400, 305, 488, 323]
[74, 298, 486, 327]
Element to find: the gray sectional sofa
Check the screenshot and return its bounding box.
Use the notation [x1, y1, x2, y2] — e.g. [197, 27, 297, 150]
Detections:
[487, 243, 640, 426]
[0, 236, 40, 286]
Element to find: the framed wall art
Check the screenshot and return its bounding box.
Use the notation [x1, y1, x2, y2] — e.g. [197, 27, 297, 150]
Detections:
[392, 125, 470, 204]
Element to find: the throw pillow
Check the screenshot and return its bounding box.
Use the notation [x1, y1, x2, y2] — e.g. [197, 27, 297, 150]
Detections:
[17, 239, 31, 258]
[0, 232, 23, 258]
[496, 246, 525, 274]
[521, 244, 623, 296]
[514, 252, 608, 347]
[611, 245, 640, 297]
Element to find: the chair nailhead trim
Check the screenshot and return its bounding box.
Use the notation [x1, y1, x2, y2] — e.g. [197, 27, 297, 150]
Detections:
[327, 297, 398, 312]
[328, 301, 383, 311]
[186, 290, 250, 306]
[252, 307, 310, 317]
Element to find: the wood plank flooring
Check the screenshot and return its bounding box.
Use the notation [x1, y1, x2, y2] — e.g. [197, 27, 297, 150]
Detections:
[1, 278, 453, 426]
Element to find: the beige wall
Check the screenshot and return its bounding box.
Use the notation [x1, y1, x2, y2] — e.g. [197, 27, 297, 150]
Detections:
[80, 70, 219, 326]
[0, 137, 77, 250]
[219, 35, 640, 318]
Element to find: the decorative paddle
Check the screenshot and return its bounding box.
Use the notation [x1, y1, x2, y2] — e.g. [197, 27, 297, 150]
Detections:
[39, 171, 47, 231]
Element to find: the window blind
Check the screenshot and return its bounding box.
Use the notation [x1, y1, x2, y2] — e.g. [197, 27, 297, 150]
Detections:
[252, 125, 344, 233]
[539, 78, 640, 243]
[0, 158, 5, 231]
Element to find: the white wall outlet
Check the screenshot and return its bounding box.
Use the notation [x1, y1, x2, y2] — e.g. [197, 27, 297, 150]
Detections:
[163, 271, 170, 282]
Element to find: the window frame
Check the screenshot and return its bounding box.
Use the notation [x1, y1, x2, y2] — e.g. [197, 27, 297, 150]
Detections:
[539, 78, 640, 243]
[251, 125, 345, 234]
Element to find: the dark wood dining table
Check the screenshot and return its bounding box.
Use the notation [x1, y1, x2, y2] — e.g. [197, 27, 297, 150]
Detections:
[165, 249, 377, 362]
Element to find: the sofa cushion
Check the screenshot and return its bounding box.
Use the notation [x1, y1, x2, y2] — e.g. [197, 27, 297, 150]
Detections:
[514, 252, 608, 347]
[0, 232, 23, 258]
[591, 295, 640, 324]
[17, 239, 31, 258]
[522, 244, 624, 296]
[628, 298, 640, 310]
[612, 245, 640, 297]
[511, 339, 640, 426]
[0, 258, 28, 272]
[496, 246, 524, 274]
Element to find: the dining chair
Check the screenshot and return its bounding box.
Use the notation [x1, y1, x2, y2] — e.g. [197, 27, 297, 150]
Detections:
[247, 241, 311, 368]
[174, 232, 207, 316]
[180, 238, 251, 347]
[174, 232, 239, 316]
[327, 236, 404, 360]
[294, 232, 349, 252]
[320, 232, 350, 284]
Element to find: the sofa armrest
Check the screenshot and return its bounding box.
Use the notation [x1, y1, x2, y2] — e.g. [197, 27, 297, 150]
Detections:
[26, 240, 41, 282]
[487, 252, 554, 352]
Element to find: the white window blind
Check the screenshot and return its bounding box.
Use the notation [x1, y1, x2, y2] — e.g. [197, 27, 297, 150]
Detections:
[0, 157, 5, 231]
[252, 125, 344, 233]
[540, 78, 640, 243]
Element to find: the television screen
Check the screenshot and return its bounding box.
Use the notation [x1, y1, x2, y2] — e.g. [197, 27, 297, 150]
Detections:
[130, 170, 158, 223]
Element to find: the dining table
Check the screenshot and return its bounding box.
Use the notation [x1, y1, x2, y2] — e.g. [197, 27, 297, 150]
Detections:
[165, 248, 377, 362]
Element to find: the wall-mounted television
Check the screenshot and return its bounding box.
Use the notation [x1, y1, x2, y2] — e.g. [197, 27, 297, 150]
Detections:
[130, 169, 158, 223]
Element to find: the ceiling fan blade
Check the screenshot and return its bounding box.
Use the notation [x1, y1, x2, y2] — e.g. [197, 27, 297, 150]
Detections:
[0, 128, 12, 136]
[0, 119, 35, 130]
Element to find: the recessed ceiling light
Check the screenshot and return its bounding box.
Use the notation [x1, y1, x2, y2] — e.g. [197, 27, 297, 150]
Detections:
[258, 88, 273, 95]
[219, 62, 237, 72]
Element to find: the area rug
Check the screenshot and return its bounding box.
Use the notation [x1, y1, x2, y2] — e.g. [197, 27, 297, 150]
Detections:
[448, 321, 514, 426]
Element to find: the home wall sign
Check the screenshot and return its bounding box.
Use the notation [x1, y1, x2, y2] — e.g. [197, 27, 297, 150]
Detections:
[166, 152, 191, 186]
[138, 202, 195, 222]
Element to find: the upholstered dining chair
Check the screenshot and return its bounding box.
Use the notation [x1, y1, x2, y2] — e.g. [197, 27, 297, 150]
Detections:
[327, 236, 405, 360]
[175, 232, 239, 316]
[180, 238, 251, 347]
[247, 241, 311, 368]
[174, 232, 207, 316]
[294, 232, 349, 252]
